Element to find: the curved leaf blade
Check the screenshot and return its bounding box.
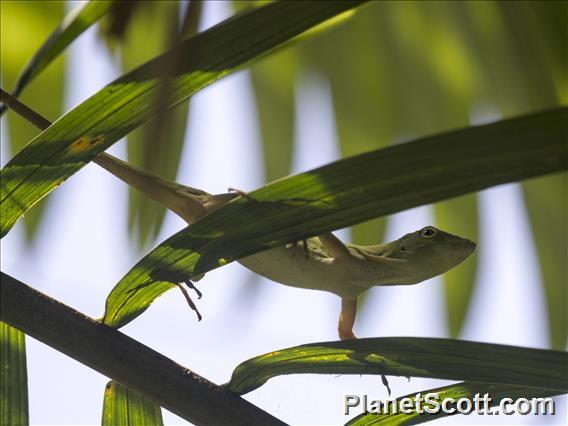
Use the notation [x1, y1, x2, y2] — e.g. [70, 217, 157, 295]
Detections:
[0, 0, 368, 239]
[226, 337, 567, 395]
[102, 381, 163, 426]
[2, 0, 113, 106]
[0, 321, 28, 425]
[345, 381, 563, 425]
[101, 108, 568, 329]
[523, 173, 568, 350]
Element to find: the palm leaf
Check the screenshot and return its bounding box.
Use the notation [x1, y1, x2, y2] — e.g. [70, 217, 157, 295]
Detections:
[0, 0, 368, 239]
[101, 107, 567, 328]
[102, 381, 163, 426]
[0, 321, 28, 426]
[226, 337, 567, 395]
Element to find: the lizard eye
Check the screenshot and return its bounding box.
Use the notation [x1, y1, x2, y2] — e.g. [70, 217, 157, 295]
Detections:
[420, 226, 437, 238]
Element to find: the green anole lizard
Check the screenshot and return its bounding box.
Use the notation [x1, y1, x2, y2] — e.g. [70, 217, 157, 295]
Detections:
[94, 153, 476, 340]
[0, 89, 476, 340]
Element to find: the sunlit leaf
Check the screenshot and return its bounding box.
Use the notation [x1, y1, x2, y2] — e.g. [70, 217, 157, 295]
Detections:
[0, 0, 65, 240]
[226, 337, 567, 394]
[345, 381, 563, 425]
[102, 381, 163, 426]
[0, 321, 28, 426]
[0, 0, 369, 239]
[101, 108, 568, 328]
[523, 173, 568, 350]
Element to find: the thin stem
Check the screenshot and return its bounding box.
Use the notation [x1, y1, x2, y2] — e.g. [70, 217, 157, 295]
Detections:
[0, 88, 50, 130]
[0, 272, 286, 426]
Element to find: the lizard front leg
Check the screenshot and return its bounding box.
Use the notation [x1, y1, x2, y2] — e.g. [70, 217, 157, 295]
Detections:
[317, 233, 359, 340]
[338, 298, 358, 340]
[318, 232, 351, 259]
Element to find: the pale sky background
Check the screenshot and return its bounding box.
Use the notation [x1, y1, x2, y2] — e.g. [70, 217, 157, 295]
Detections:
[0, 1, 566, 425]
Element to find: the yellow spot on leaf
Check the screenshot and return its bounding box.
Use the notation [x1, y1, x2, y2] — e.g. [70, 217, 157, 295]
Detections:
[66, 135, 105, 156]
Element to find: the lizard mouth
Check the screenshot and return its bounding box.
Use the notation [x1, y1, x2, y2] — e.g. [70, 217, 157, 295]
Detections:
[434, 239, 476, 268]
[463, 239, 477, 254]
[450, 239, 476, 263]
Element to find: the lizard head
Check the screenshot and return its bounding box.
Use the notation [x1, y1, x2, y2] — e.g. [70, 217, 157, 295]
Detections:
[392, 225, 476, 284]
[356, 226, 476, 285]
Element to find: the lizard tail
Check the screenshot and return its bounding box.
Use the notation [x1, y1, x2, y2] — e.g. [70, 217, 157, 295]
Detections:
[94, 153, 236, 224]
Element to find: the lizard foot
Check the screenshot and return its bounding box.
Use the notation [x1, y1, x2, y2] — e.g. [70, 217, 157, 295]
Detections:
[381, 374, 392, 396]
[301, 239, 309, 259]
[291, 239, 310, 259]
[228, 187, 251, 199]
[338, 298, 358, 340]
[183, 279, 202, 299]
[338, 329, 358, 340]
[176, 283, 202, 321]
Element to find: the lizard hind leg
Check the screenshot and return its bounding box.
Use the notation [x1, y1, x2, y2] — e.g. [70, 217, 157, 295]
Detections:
[337, 297, 391, 393]
[183, 279, 202, 299]
[338, 297, 358, 340]
[176, 283, 202, 321]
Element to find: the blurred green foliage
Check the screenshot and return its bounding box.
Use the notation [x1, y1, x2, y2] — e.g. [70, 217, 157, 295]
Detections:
[0, 0, 65, 240]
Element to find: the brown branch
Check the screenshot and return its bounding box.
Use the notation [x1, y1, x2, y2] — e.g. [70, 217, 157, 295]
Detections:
[0, 272, 286, 426]
[0, 88, 51, 129]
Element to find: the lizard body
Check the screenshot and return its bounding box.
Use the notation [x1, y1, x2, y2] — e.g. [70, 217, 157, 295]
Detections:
[95, 152, 475, 339]
[240, 229, 474, 300]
